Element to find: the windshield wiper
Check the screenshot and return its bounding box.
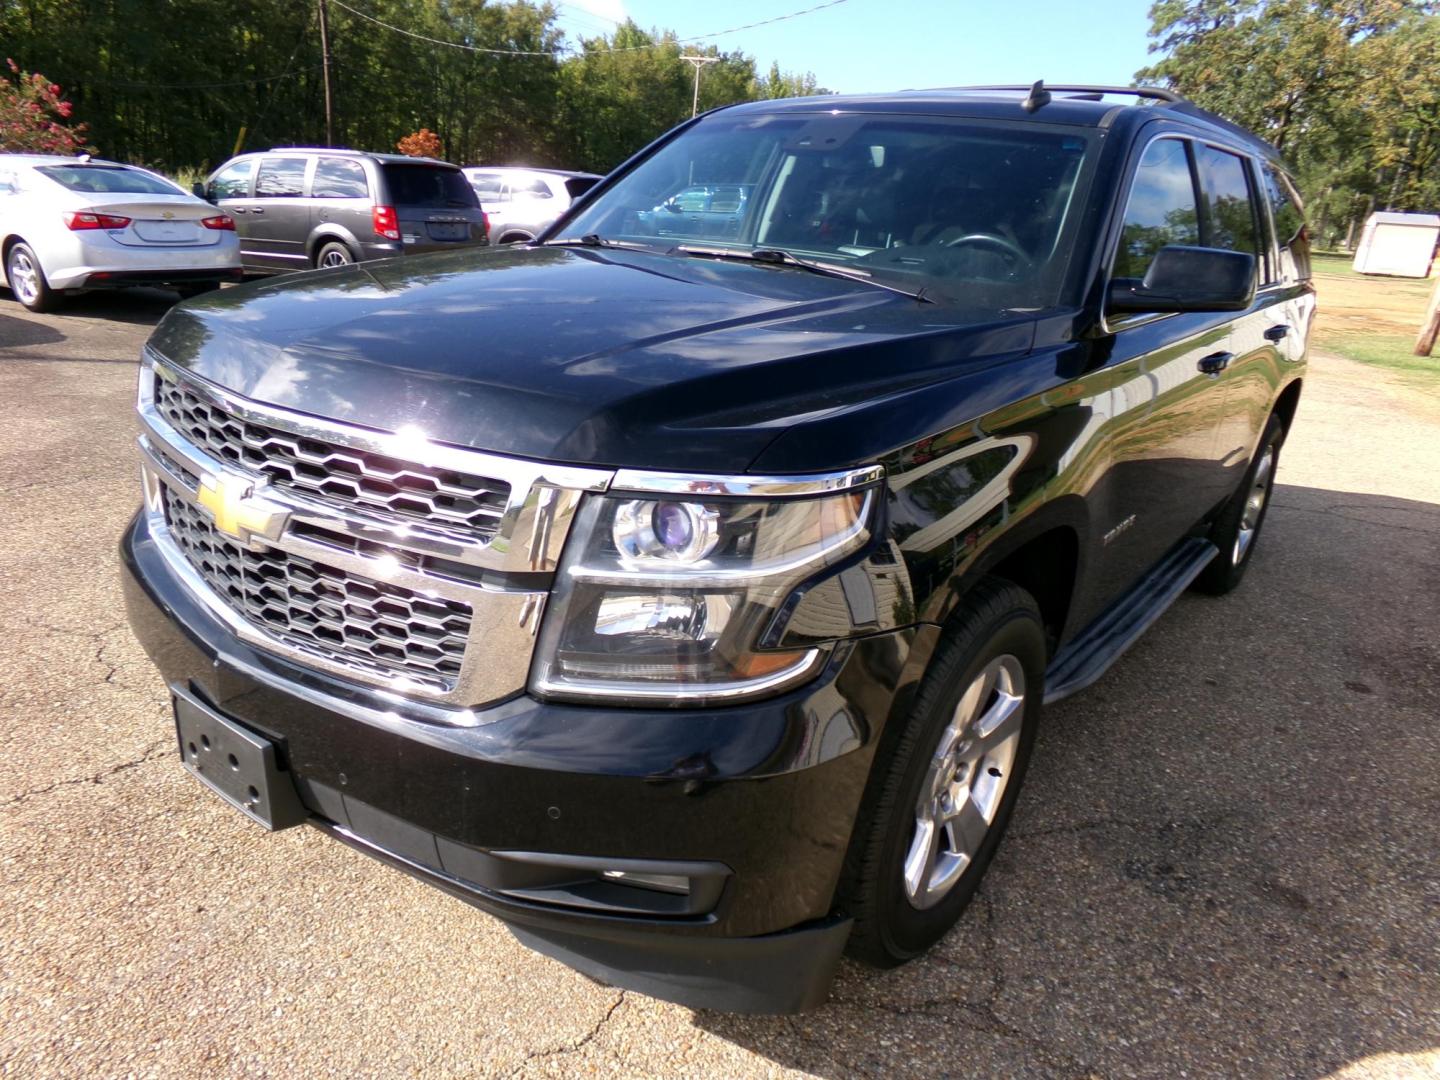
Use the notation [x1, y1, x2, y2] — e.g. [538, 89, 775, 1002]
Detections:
[676, 245, 933, 304]
[545, 234, 658, 251]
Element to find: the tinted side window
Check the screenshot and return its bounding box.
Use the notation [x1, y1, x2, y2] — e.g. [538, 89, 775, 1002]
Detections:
[1115, 138, 1199, 279]
[211, 159, 254, 199]
[469, 174, 505, 199]
[513, 177, 553, 198]
[312, 158, 368, 199]
[1262, 164, 1311, 282]
[255, 157, 307, 198]
[1196, 145, 1259, 257]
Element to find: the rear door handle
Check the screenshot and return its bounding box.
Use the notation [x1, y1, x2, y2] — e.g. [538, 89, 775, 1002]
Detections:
[1198, 351, 1233, 376]
[249, 206, 265, 215]
[1264, 324, 1290, 342]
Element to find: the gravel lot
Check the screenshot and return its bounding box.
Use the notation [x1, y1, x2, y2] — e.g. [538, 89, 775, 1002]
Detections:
[2, 287, 1437, 1079]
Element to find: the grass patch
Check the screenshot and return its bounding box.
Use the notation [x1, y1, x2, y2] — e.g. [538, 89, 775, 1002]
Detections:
[1310, 257, 1439, 400]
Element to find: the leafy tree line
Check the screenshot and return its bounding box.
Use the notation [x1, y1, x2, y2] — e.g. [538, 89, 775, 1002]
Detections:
[1137, 0, 1440, 247]
[0, 0, 828, 175]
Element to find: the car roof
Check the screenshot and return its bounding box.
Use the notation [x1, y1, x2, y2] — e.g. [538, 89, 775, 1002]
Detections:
[718, 84, 1281, 162]
[0, 154, 136, 168]
[260, 148, 459, 167]
[462, 166, 602, 180]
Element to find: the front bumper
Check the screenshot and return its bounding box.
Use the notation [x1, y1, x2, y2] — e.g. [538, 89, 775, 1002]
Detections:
[122, 509, 933, 1011]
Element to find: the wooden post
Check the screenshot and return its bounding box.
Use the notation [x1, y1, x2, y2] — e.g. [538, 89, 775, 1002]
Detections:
[1416, 274, 1440, 357]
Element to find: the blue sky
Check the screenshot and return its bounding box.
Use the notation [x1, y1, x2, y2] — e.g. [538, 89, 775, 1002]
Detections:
[552, 0, 1161, 94]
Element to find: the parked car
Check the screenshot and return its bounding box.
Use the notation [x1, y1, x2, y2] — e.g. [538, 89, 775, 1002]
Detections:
[123, 83, 1313, 1014]
[0, 154, 242, 312]
[202, 148, 488, 273]
[635, 183, 752, 240]
[462, 167, 602, 243]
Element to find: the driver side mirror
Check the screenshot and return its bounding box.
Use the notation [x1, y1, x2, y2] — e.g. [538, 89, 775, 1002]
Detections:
[192, 181, 213, 203]
[1108, 245, 1255, 314]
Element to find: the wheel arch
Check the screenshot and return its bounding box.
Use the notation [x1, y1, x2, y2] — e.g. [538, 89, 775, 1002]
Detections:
[1272, 377, 1303, 439]
[306, 228, 360, 265]
[927, 497, 1089, 657]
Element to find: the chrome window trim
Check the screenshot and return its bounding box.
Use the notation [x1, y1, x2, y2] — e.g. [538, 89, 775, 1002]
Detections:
[609, 464, 884, 498]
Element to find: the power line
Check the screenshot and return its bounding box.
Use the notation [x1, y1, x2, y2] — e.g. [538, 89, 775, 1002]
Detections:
[329, 0, 853, 57]
[329, 0, 566, 55]
[680, 0, 851, 43]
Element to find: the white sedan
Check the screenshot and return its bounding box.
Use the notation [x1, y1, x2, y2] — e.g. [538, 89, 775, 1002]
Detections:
[0, 154, 243, 312]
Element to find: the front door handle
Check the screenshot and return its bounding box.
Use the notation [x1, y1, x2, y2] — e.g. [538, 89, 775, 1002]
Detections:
[230, 206, 247, 214]
[1264, 324, 1290, 342]
[1198, 351, 1233, 376]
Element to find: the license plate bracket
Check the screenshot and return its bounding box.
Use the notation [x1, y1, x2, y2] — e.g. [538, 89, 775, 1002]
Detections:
[172, 684, 307, 830]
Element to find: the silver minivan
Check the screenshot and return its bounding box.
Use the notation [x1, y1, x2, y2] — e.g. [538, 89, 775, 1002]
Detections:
[203, 148, 489, 273]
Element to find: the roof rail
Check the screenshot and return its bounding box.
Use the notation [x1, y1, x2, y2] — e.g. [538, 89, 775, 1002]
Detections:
[934, 83, 1187, 104]
[926, 82, 1280, 156]
[267, 146, 364, 153]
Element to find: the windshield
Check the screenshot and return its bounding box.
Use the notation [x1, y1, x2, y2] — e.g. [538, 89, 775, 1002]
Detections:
[37, 164, 184, 196]
[381, 164, 478, 208]
[555, 112, 1096, 308]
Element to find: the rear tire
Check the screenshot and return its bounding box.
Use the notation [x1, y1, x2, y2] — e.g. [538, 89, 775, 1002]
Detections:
[498, 232, 533, 245]
[315, 241, 355, 269]
[6, 242, 60, 313]
[839, 578, 1046, 967]
[175, 281, 219, 299]
[1193, 414, 1284, 596]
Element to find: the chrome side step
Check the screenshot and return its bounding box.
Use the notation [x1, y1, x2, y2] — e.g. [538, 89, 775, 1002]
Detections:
[1043, 536, 1219, 705]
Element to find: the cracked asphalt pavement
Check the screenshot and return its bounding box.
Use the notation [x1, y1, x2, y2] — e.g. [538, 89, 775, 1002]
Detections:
[2, 288, 1438, 1078]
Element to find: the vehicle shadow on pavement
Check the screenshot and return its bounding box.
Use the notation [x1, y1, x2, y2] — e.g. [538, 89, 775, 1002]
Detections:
[692, 484, 1440, 1078]
[1, 287, 180, 330]
[0, 310, 65, 348]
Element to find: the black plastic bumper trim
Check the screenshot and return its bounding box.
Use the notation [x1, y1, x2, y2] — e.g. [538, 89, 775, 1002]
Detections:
[312, 816, 851, 1013]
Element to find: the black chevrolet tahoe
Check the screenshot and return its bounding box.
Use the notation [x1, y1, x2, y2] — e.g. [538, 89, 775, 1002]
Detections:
[122, 84, 1313, 1014]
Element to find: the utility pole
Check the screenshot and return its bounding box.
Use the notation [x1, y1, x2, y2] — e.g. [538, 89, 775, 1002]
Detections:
[680, 55, 720, 117]
[318, 0, 335, 146]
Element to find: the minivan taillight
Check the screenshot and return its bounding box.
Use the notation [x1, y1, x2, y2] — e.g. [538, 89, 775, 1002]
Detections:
[200, 215, 235, 231]
[372, 205, 400, 240]
[63, 211, 131, 231]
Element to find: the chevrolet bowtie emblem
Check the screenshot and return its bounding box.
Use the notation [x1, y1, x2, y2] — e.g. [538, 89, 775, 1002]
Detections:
[196, 472, 289, 548]
[162, 210, 175, 220]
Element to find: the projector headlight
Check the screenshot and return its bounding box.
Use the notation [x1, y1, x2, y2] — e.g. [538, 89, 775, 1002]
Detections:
[529, 469, 879, 704]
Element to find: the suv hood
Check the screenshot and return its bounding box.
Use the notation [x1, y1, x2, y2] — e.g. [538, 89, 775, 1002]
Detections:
[148, 246, 1035, 473]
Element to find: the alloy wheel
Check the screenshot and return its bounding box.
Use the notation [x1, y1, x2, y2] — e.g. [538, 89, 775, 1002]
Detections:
[903, 653, 1025, 910]
[9, 250, 39, 306]
[1233, 445, 1275, 564]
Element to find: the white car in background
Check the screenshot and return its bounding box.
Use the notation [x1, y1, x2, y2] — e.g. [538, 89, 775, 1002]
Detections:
[462, 167, 602, 244]
[0, 154, 242, 312]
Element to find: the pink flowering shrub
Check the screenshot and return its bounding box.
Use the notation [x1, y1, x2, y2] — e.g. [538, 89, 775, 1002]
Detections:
[0, 59, 90, 154]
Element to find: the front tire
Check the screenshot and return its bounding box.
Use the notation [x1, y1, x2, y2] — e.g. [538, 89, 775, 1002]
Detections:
[1193, 414, 1284, 595]
[840, 578, 1046, 967]
[6, 242, 60, 313]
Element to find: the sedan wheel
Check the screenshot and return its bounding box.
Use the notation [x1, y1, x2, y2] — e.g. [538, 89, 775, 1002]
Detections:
[6, 243, 59, 313]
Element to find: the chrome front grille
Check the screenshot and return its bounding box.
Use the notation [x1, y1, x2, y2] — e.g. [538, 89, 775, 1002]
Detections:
[154, 375, 510, 542]
[165, 489, 470, 690]
[136, 354, 613, 709]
